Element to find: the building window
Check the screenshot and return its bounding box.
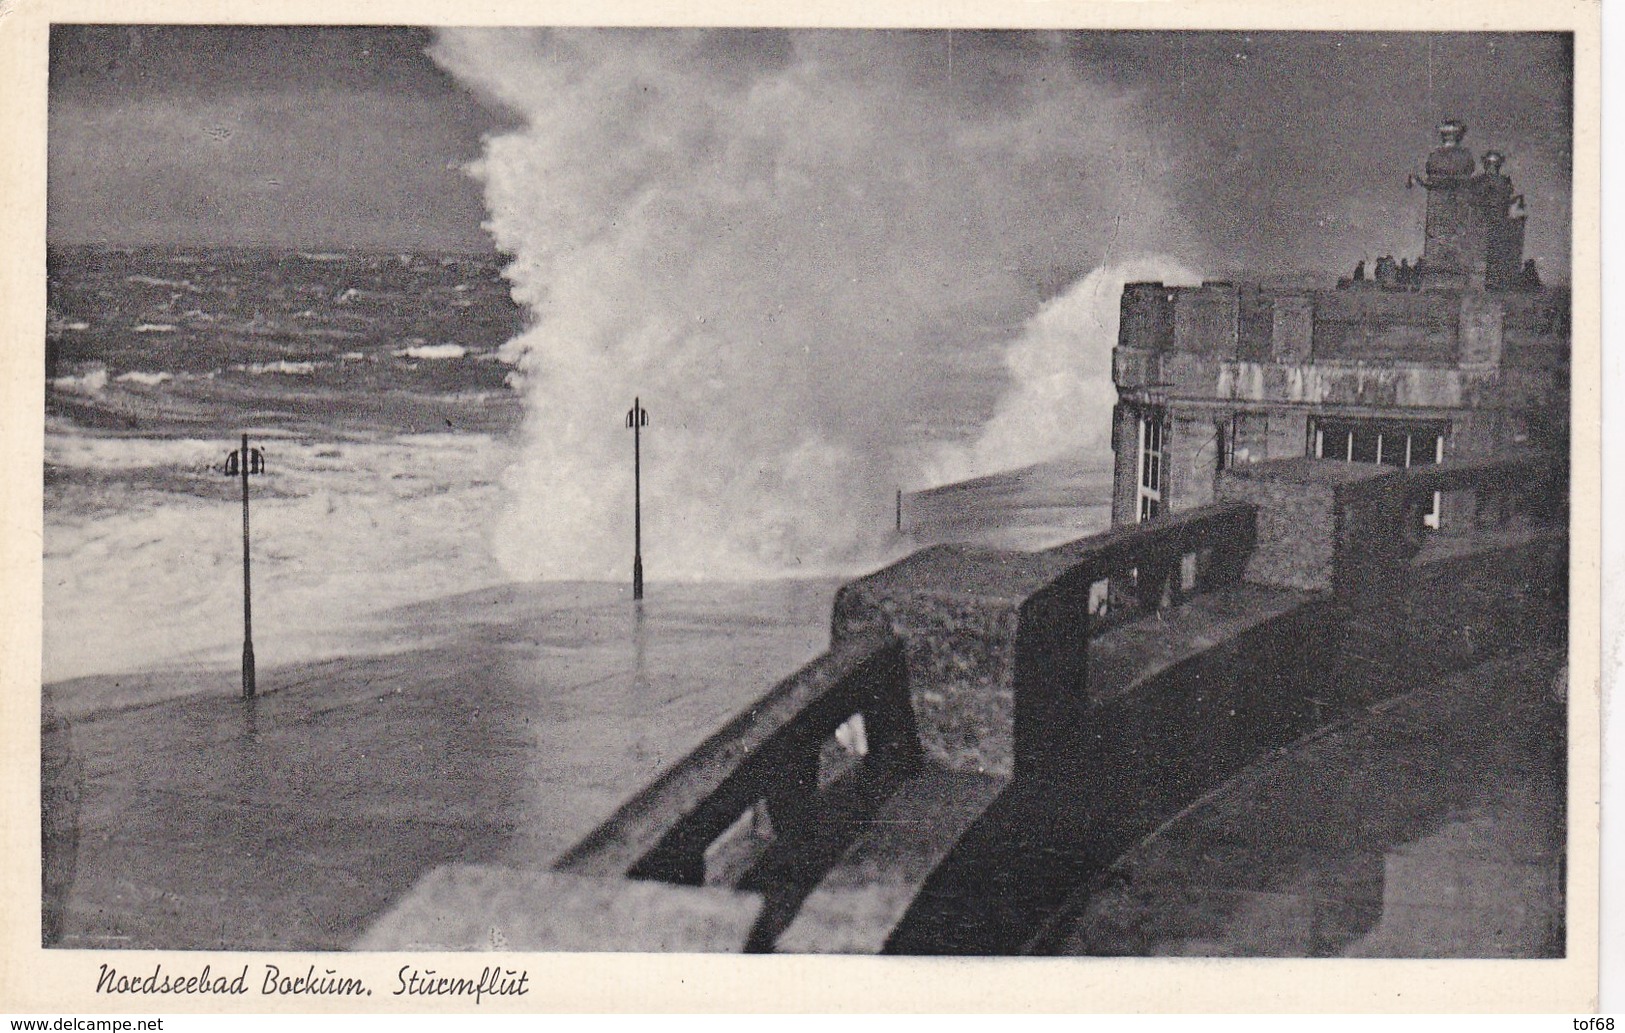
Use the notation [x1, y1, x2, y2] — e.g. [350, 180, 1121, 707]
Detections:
[1137, 408, 1165, 522]
[1313, 417, 1448, 528]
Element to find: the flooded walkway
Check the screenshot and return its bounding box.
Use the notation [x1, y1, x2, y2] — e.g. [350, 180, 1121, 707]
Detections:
[45, 579, 838, 950]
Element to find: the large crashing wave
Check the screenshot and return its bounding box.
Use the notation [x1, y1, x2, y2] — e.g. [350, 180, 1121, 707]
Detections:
[431, 29, 1195, 580]
[925, 257, 1202, 485]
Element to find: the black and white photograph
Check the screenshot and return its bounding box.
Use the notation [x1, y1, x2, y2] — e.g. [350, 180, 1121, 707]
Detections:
[2, 1, 1602, 1015]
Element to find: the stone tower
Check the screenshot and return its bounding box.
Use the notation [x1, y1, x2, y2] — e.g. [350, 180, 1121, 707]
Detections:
[1411, 120, 1531, 290]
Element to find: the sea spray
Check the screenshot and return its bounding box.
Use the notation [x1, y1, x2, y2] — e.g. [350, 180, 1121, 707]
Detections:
[44, 433, 510, 684]
[431, 29, 1194, 580]
[925, 258, 1203, 486]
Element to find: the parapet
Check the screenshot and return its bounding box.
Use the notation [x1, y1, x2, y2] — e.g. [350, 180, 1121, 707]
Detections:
[1115, 280, 1569, 373]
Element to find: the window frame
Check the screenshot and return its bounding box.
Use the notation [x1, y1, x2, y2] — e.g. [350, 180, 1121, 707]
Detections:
[1136, 407, 1166, 522]
[1312, 416, 1450, 528]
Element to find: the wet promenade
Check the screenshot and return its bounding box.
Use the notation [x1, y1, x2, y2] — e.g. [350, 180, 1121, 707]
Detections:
[47, 579, 838, 949]
[41, 453, 1567, 956]
[1041, 646, 1567, 958]
[48, 589, 1566, 956]
[44, 457, 1110, 951]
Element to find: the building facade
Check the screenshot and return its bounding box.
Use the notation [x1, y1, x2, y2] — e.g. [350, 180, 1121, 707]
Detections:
[1110, 122, 1570, 532]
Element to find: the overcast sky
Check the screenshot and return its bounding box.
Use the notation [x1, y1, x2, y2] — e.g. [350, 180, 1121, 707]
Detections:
[46, 27, 1572, 280]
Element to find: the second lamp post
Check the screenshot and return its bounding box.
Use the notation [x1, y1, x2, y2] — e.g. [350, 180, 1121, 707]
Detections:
[626, 397, 649, 601]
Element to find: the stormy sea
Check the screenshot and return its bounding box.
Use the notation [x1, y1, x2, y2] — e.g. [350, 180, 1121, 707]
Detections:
[43, 244, 1124, 707]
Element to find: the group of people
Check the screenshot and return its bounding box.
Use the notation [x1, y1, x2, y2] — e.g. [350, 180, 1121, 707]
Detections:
[1350, 254, 1541, 291]
[1350, 256, 1424, 287]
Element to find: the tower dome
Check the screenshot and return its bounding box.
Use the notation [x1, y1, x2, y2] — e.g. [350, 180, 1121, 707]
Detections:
[1425, 119, 1476, 181]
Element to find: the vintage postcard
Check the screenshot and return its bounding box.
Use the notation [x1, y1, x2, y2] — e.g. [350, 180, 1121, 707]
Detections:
[0, 0, 1602, 1015]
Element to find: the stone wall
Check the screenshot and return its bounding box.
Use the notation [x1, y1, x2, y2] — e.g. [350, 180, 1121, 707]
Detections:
[832, 545, 1092, 779]
[1216, 458, 1402, 592]
[1168, 411, 1218, 511]
[1402, 528, 1569, 682]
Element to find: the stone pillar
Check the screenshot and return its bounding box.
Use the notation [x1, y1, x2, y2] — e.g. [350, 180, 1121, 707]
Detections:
[1215, 458, 1405, 594]
[1119, 282, 1176, 350]
[1174, 283, 1240, 357]
[1459, 293, 1506, 368]
[832, 546, 1092, 781]
[1271, 295, 1313, 364]
[1265, 410, 1308, 462]
[1110, 403, 1141, 528]
[1169, 410, 1218, 512]
[1218, 458, 1422, 707]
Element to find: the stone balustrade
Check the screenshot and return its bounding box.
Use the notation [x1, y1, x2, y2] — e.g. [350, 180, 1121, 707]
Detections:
[555, 627, 917, 887]
[354, 452, 1566, 953]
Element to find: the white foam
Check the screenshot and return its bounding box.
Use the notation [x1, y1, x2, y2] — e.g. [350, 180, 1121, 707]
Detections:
[45, 434, 231, 475]
[51, 367, 108, 395]
[44, 433, 514, 685]
[432, 29, 1193, 581]
[116, 370, 174, 387]
[394, 343, 468, 360]
[126, 275, 194, 290]
[243, 360, 317, 376]
[133, 323, 177, 333]
[924, 258, 1203, 486]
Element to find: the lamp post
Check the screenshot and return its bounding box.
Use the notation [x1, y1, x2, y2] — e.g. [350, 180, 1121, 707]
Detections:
[625, 398, 649, 601]
[223, 433, 265, 698]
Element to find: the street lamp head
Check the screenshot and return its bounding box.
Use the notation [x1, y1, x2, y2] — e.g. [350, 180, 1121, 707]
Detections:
[223, 447, 265, 476]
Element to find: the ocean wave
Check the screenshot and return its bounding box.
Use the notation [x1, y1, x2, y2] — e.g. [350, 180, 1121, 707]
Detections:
[126, 275, 195, 290]
[44, 432, 512, 684]
[133, 323, 177, 333]
[46, 434, 226, 471]
[243, 360, 318, 376]
[116, 370, 174, 387]
[52, 368, 109, 395]
[394, 343, 467, 360]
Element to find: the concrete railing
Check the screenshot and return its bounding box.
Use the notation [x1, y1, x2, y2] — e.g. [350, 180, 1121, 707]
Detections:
[554, 627, 918, 887]
[1219, 451, 1567, 708]
[1394, 452, 1568, 688]
[1042, 500, 1256, 631]
[825, 501, 1259, 783]
[523, 452, 1565, 953]
[1403, 451, 1566, 536]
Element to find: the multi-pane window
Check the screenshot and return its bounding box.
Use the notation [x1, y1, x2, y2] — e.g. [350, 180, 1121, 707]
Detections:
[1137, 409, 1165, 522]
[1313, 418, 1448, 528]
